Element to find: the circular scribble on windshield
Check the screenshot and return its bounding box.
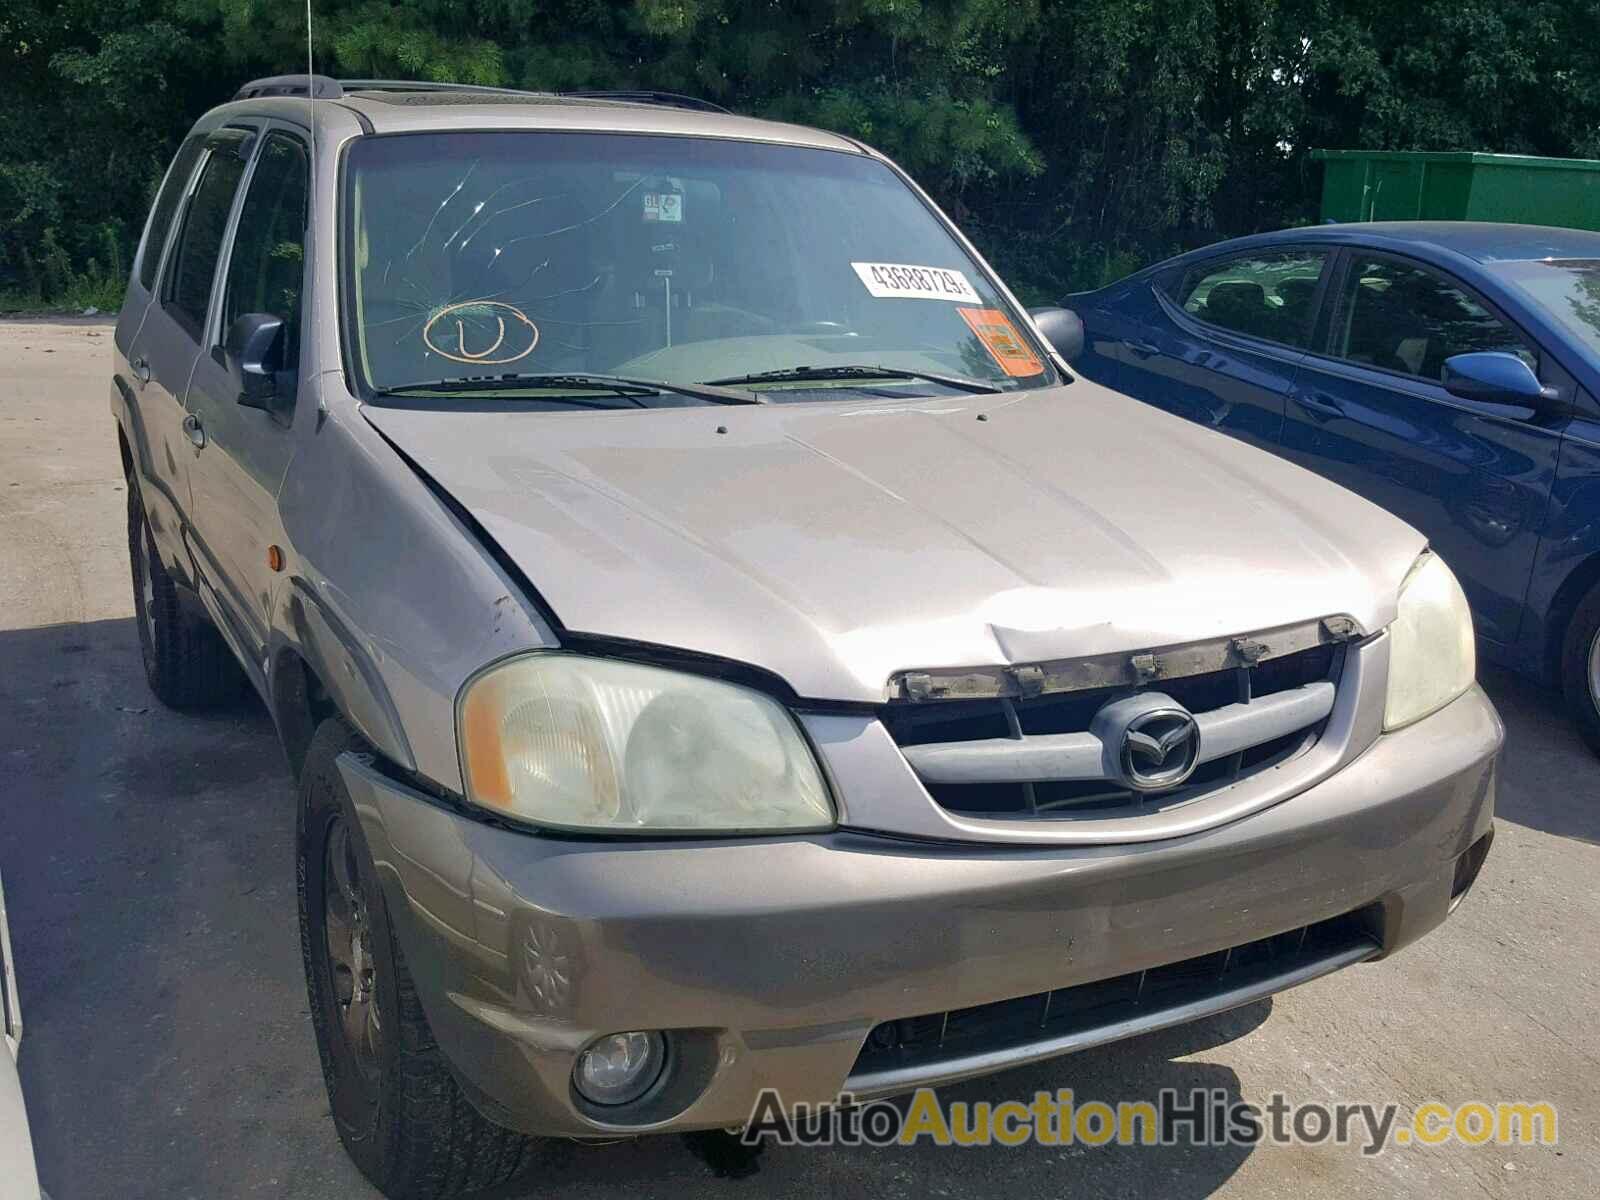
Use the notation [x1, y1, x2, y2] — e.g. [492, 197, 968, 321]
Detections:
[422, 300, 540, 365]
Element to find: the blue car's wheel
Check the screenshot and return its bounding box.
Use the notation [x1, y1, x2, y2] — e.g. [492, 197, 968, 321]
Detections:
[1561, 581, 1600, 758]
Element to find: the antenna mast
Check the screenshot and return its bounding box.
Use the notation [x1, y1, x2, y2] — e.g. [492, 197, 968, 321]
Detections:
[305, 0, 321, 411]
[305, 0, 317, 165]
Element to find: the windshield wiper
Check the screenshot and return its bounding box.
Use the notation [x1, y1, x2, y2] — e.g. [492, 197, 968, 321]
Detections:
[374, 373, 763, 406]
[706, 364, 1003, 394]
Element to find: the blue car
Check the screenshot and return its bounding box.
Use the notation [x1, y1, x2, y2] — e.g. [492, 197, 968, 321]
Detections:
[1059, 222, 1600, 753]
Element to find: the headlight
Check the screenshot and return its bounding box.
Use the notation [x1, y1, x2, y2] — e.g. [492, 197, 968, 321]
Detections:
[1384, 552, 1476, 730]
[457, 653, 834, 833]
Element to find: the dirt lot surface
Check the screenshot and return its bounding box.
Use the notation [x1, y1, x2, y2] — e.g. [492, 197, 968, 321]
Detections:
[2, 320, 1596, 1198]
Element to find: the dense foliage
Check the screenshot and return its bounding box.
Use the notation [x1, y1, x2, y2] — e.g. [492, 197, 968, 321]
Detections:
[5, 0, 1600, 309]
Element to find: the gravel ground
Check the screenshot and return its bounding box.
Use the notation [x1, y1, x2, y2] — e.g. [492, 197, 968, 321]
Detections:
[2, 320, 1596, 1199]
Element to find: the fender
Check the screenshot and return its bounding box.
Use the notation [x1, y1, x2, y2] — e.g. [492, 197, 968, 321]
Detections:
[1514, 420, 1600, 682]
[274, 404, 558, 793]
[269, 580, 417, 775]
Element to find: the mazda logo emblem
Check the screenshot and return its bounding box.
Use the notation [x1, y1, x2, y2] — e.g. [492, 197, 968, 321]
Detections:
[1090, 694, 1202, 792]
[1123, 709, 1201, 787]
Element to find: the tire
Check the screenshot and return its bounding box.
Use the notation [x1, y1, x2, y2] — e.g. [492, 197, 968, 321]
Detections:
[126, 478, 242, 708]
[298, 718, 536, 1199]
[1560, 579, 1600, 758]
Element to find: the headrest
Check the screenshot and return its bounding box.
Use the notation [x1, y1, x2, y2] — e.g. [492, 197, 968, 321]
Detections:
[1206, 281, 1266, 321]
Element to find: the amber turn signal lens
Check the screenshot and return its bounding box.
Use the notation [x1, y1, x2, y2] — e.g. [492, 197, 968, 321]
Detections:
[459, 672, 514, 811]
[267, 545, 285, 572]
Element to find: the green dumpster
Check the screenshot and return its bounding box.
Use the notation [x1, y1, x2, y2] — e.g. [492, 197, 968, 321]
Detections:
[1312, 149, 1600, 230]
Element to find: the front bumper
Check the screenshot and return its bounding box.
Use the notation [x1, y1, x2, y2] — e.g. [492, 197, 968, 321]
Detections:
[339, 684, 1501, 1138]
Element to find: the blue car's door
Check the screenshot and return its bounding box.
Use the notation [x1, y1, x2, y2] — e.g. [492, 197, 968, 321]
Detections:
[1105, 246, 1333, 453]
[1279, 250, 1565, 648]
[1060, 287, 1129, 391]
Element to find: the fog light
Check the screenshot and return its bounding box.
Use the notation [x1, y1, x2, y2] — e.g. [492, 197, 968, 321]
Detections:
[574, 1031, 666, 1106]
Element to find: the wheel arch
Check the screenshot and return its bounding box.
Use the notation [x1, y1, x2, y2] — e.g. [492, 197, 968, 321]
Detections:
[267, 583, 418, 782]
[1544, 551, 1600, 682]
[269, 646, 339, 779]
[115, 419, 134, 478]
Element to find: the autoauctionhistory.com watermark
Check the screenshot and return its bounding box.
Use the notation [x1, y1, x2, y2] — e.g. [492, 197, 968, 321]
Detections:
[740, 1088, 1558, 1156]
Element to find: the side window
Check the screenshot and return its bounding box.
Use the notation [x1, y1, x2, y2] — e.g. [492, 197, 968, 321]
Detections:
[1175, 250, 1328, 348]
[136, 134, 205, 292]
[163, 143, 248, 339]
[221, 133, 310, 365]
[1333, 258, 1535, 382]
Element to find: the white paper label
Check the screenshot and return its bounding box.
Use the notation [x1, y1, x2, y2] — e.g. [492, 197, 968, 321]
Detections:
[644, 192, 683, 222]
[851, 262, 981, 304]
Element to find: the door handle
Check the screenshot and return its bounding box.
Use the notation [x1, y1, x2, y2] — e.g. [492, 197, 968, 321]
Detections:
[182, 413, 206, 449]
[1294, 391, 1346, 420]
[132, 355, 151, 386]
[1122, 339, 1163, 358]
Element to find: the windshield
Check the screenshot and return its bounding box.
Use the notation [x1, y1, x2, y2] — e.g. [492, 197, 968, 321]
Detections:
[342, 131, 1053, 402]
[1488, 258, 1600, 359]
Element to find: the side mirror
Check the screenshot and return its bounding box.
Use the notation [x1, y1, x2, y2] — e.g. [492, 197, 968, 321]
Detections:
[1442, 351, 1557, 408]
[224, 312, 290, 413]
[1028, 306, 1085, 363]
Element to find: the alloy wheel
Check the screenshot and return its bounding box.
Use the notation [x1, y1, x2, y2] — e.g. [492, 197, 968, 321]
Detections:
[1588, 629, 1600, 715]
[137, 523, 158, 649]
[323, 817, 382, 1087]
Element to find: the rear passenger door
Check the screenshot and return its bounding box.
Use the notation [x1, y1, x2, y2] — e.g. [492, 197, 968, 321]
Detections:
[182, 128, 310, 662]
[119, 132, 205, 336]
[1279, 251, 1565, 647]
[1117, 247, 1331, 452]
[120, 131, 249, 548]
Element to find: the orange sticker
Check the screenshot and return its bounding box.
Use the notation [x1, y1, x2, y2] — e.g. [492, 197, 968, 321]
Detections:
[958, 307, 1044, 377]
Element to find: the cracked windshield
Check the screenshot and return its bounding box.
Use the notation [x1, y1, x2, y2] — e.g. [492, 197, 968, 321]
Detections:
[345, 131, 1052, 404]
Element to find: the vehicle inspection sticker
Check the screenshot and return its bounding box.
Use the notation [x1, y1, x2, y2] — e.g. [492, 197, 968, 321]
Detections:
[852, 262, 981, 304]
[644, 192, 683, 222]
[959, 307, 1045, 377]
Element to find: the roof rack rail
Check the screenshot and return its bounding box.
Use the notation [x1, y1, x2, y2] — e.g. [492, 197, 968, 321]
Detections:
[338, 79, 542, 97]
[233, 74, 345, 101]
[561, 90, 731, 114]
[230, 76, 732, 114]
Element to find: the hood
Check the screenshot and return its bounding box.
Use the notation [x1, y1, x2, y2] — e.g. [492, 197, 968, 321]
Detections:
[363, 383, 1425, 703]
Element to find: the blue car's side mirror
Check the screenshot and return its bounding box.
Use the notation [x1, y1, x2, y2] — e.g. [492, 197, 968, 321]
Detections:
[1442, 351, 1558, 408]
[1028, 306, 1084, 362]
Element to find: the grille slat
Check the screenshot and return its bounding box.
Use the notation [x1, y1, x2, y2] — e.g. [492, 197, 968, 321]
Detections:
[883, 641, 1342, 821]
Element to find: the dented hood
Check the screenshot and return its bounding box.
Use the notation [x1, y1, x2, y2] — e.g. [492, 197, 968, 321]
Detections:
[363, 382, 1425, 703]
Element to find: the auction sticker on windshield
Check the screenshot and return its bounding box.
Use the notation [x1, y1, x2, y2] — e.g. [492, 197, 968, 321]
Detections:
[959, 307, 1045, 377]
[852, 262, 981, 304]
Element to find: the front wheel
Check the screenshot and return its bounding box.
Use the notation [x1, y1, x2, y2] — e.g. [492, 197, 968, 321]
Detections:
[1560, 580, 1600, 757]
[297, 718, 536, 1199]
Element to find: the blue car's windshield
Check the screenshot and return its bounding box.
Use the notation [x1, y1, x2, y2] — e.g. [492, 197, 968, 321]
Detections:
[341, 131, 1053, 403]
[1488, 258, 1600, 359]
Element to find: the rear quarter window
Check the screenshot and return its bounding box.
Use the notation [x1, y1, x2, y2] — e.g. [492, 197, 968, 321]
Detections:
[136, 135, 205, 292]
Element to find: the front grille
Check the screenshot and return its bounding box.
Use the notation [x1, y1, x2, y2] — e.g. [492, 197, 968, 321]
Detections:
[882, 640, 1341, 820]
[849, 909, 1378, 1085]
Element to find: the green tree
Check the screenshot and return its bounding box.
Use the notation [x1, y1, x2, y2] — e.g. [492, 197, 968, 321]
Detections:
[8, 0, 1600, 308]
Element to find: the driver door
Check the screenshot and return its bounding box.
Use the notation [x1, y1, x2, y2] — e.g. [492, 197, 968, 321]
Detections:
[182, 127, 310, 665]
